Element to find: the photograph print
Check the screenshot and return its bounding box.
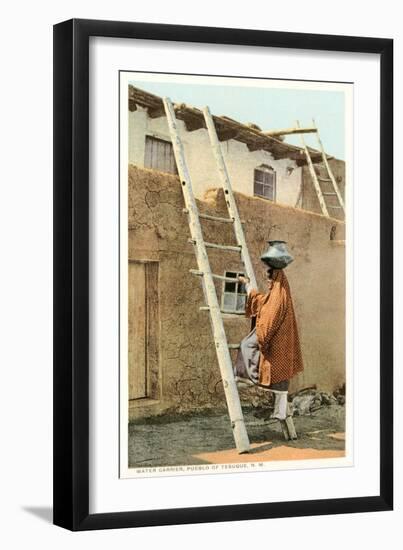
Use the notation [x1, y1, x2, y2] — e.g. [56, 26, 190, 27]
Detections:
[119, 71, 352, 478]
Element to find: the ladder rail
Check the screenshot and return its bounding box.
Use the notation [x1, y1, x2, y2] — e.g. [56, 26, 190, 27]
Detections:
[312, 118, 345, 212]
[203, 106, 258, 289]
[294, 180, 303, 208]
[163, 97, 250, 454]
[296, 120, 329, 217]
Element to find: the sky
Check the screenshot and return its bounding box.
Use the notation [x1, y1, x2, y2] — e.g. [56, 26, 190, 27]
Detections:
[129, 76, 347, 160]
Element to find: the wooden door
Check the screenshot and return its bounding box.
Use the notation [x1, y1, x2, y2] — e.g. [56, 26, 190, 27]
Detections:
[128, 261, 159, 400]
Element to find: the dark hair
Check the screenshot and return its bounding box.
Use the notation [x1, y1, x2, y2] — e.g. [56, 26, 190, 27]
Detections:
[267, 267, 274, 279]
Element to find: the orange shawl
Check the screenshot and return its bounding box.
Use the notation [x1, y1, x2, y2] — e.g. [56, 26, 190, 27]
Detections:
[245, 269, 304, 386]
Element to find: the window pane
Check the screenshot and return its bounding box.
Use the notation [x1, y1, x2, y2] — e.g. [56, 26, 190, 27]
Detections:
[254, 182, 263, 196]
[263, 183, 274, 199]
[254, 167, 276, 200]
[238, 282, 247, 294]
[261, 171, 270, 184]
[254, 170, 264, 183]
[236, 295, 246, 311]
[224, 271, 237, 293]
[224, 281, 236, 292]
[223, 293, 236, 310]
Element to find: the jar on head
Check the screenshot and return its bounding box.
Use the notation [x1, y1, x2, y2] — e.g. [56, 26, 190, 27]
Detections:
[260, 240, 294, 269]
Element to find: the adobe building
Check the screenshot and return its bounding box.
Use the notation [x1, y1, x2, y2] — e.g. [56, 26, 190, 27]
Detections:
[127, 86, 346, 420]
[128, 85, 345, 221]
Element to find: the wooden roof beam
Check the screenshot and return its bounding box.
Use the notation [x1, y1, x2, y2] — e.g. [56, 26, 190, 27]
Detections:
[247, 139, 268, 152]
[127, 86, 330, 165]
[176, 113, 206, 132]
[147, 105, 166, 119]
[183, 118, 206, 131]
[280, 150, 310, 161]
[263, 126, 317, 137]
[129, 86, 162, 107]
[216, 128, 240, 141]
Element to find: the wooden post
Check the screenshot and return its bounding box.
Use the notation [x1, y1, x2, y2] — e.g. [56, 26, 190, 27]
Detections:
[285, 403, 298, 440]
[285, 417, 298, 440]
[294, 181, 303, 208]
[279, 421, 290, 441]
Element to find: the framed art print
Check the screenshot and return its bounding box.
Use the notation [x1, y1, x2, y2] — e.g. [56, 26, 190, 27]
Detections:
[53, 19, 393, 530]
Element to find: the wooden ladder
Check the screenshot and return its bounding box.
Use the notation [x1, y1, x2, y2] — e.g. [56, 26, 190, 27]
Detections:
[203, 105, 297, 441]
[163, 97, 297, 452]
[297, 119, 345, 218]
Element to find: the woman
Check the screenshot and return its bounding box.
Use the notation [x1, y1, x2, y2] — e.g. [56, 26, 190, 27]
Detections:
[235, 267, 304, 419]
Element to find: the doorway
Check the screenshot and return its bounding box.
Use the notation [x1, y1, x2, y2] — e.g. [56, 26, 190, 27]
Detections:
[128, 260, 160, 400]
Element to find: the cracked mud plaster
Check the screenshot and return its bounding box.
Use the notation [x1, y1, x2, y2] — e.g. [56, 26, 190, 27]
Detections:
[128, 166, 346, 419]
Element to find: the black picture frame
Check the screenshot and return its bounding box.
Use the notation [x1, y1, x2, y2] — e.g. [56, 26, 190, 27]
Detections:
[53, 18, 393, 531]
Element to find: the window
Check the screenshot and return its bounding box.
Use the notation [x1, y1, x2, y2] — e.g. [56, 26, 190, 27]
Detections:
[221, 271, 247, 313]
[144, 136, 178, 175]
[254, 164, 276, 201]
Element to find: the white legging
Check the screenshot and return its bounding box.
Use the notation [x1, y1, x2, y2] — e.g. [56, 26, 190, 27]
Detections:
[272, 392, 288, 420]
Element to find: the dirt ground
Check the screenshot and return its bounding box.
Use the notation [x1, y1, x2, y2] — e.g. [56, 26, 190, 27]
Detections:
[128, 404, 345, 468]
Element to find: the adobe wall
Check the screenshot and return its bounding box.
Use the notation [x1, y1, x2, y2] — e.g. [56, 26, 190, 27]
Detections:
[128, 165, 345, 420]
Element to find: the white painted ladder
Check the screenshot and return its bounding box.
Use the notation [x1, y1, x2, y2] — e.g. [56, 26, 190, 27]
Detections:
[297, 120, 345, 218]
[163, 97, 251, 453]
[163, 98, 299, 451]
[202, 105, 297, 440]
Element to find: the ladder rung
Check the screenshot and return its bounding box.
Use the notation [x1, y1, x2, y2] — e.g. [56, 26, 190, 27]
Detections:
[228, 343, 241, 349]
[327, 205, 343, 209]
[212, 273, 241, 282]
[188, 238, 241, 252]
[205, 242, 242, 252]
[235, 377, 255, 388]
[323, 192, 337, 196]
[199, 306, 245, 316]
[190, 270, 243, 283]
[318, 177, 332, 182]
[199, 213, 234, 223]
[183, 209, 245, 224]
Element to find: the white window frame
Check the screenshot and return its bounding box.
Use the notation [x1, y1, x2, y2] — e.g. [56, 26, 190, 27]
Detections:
[254, 164, 276, 201]
[221, 271, 247, 313]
